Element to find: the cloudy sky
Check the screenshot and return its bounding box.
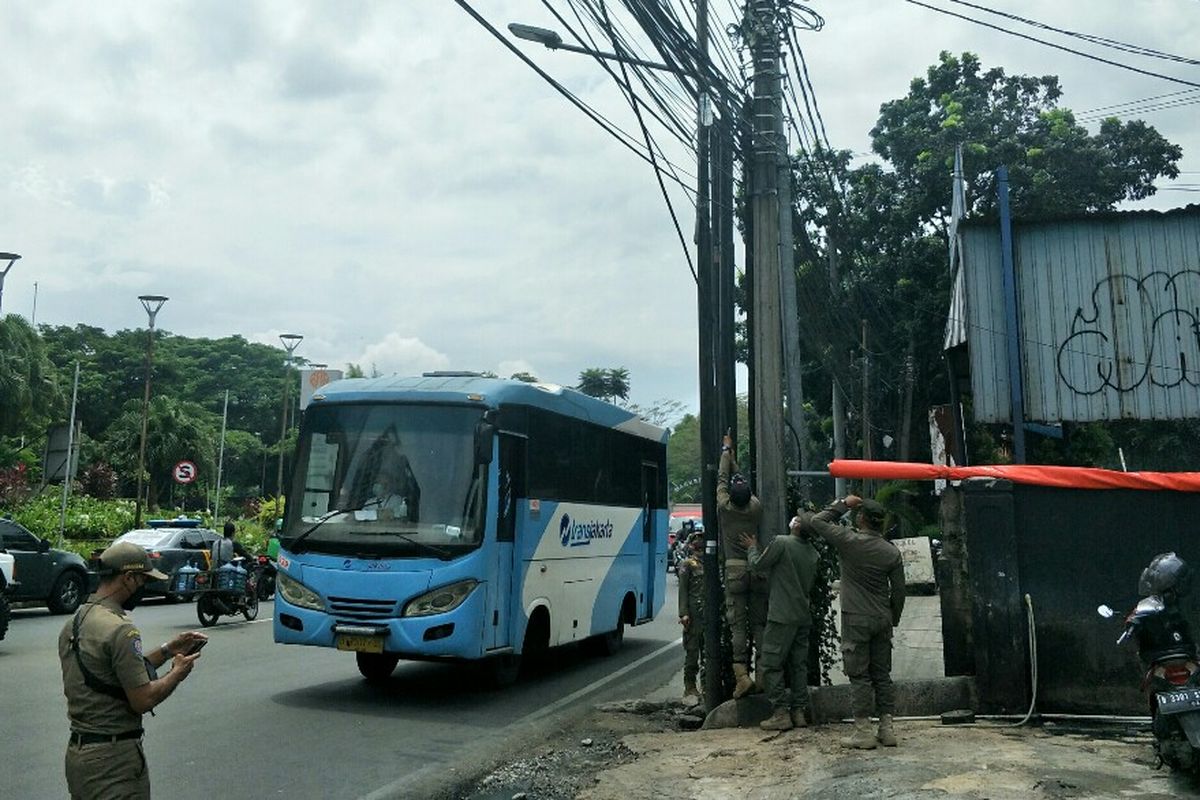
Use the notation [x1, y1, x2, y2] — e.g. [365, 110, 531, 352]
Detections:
[4, 1, 1199, 419]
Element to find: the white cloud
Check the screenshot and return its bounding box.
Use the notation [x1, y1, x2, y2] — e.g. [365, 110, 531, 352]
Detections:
[356, 333, 450, 377]
[2, 0, 1197, 416]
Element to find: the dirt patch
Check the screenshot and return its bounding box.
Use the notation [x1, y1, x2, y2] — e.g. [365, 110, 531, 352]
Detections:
[457, 703, 1200, 800]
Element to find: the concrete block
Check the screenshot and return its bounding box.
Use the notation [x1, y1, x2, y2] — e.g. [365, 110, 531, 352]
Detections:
[702, 677, 978, 729]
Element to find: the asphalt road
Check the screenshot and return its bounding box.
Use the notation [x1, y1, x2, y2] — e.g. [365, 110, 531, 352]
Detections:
[2, 582, 682, 800]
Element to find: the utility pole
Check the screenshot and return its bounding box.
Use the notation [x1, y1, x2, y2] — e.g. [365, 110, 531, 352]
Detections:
[748, 0, 787, 539]
[829, 246, 847, 497]
[777, 97, 808, 503]
[694, 0, 726, 711]
[861, 319, 873, 496]
[134, 295, 168, 529]
[276, 333, 304, 500]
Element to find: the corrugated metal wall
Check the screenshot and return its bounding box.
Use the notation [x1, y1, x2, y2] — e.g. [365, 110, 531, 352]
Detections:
[963, 210, 1200, 422]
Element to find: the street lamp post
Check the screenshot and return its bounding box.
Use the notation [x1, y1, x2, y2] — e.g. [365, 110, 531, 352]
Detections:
[0, 252, 23, 314]
[134, 295, 168, 528]
[275, 333, 303, 501]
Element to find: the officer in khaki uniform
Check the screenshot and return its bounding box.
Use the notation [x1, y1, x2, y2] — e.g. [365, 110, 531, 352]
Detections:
[802, 494, 906, 749]
[741, 514, 820, 731]
[716, 432, 765, 698]
[677, 531, 707, 703]
[59, 541, 207, 799]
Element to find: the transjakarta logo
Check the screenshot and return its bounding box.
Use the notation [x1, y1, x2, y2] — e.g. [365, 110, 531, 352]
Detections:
[559, 513, 615, 547]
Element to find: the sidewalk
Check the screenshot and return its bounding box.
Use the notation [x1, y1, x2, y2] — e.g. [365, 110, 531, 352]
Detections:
[580, 593, 1193, 800]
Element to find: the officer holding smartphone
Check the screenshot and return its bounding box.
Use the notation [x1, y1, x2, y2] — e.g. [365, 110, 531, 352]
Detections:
[58, 541, 208, 799]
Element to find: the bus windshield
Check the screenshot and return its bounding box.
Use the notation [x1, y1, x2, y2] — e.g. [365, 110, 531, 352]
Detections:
[281, 403, 488, 558]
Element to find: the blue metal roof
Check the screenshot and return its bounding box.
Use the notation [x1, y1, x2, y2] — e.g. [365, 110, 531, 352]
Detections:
[308, 375, 667, 443]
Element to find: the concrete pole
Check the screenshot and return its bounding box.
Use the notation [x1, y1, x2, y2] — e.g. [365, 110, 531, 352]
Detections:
[0, 252, 21, 315]
[749, 0, 787, 540]
[276, 334, 303, 500]
[58, 363, 80, 547]
[214, 390, 229, 520]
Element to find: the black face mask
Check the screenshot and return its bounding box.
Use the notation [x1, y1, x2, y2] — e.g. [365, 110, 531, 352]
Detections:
[121, 578, 148, 611]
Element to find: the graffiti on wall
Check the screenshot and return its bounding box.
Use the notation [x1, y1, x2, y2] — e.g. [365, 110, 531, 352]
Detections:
[1056, 269, 1200, 396]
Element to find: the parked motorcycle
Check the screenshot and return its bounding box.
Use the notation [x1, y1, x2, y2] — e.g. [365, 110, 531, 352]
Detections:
[191, 558, 260, 626]
[1100, 552, 1200, 771]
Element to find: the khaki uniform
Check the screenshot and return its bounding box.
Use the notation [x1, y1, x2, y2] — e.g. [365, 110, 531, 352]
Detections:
[677, 554, 706, 686]
[747, 533, 819, 714]
[59, 595, 153, 800]
[716, 450, 766, 668]
[803, 502, 906, 718]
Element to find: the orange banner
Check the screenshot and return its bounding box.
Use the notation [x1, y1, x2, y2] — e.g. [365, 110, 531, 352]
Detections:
[828, 460, 1200, 492]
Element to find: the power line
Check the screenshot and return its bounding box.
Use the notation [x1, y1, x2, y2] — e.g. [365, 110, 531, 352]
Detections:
[944, 0, 1200, 68]
[454, 0, 697, 192]
[903, 0, 1200, 90]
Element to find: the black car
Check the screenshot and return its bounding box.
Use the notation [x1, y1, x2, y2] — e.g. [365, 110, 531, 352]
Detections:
[112, 520, 222, 599]
[0, 518, 94, 614]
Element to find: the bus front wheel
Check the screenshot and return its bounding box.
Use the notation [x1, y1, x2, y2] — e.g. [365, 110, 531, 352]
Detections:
[356, 651, 400, 683]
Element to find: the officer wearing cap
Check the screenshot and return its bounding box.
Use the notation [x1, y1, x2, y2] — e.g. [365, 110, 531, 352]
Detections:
[677, 530, 707, 704]
[800, 494, 906, 749]
[58, 541, 207, 799]
[716, 430, 765, 699]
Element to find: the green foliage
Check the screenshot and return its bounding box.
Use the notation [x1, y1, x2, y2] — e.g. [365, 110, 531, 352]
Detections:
[6, 494, 135, 541]
[257, 496, 285, 529]
[0, 316, 62, 438]
[873, 481, 929, 539]
[576, 367, 630, 402]
[789, 52, 1183, 469]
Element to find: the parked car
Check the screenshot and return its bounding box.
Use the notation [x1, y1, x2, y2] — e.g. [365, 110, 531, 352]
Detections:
[0, 550, 14, 640]
[0, 518, 94, 614]
[112, 518, 222, 600]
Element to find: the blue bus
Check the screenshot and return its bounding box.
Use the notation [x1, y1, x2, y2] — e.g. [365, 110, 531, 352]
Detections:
[272, 373, 668, 682]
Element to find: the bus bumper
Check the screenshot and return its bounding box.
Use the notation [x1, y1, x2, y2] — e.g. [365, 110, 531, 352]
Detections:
[274, 587, 487, 660]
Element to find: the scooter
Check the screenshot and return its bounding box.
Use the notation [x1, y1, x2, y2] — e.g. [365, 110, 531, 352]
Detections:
[1099, 552, 1200, 771]
[193, 558, 260, 627]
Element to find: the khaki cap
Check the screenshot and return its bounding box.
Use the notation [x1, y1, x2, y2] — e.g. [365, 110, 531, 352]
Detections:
[99, 541, 169, 580]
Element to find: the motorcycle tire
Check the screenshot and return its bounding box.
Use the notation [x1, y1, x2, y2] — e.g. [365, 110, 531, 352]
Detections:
[257, 574, 275, 601]
[197, 594, 220, 627]
[242, 588, 259, 621]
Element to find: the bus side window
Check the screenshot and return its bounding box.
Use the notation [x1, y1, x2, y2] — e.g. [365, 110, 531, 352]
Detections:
[498, 436, 526, 543]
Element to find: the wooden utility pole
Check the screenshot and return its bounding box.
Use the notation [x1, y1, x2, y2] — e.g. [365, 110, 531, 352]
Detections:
[748, 0, 787, 540]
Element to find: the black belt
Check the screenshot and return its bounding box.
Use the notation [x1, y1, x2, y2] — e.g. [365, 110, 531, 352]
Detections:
[70, 729, 143, 746]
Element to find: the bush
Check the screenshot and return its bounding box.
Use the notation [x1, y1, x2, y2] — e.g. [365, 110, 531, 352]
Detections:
[257, 496, 284, 530]
[78, 462, 118, 499]
[4, 494, 135, 541]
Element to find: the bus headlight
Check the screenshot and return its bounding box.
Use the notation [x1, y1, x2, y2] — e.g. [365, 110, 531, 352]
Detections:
[277, 572, 324, 611]
[403, 580, 478, 617]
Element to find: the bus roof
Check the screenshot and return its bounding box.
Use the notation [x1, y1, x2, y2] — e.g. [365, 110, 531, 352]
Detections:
[309, 374, 668, 443]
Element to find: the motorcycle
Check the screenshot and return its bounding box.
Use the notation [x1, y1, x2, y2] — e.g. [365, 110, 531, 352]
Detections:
[192, 558, 260, 627]
[253, 554, 276, 600]
[1099, 552, 1200, 771]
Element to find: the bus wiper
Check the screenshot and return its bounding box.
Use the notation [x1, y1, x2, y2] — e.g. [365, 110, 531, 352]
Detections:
[394, 533, 451, 560]
[288, 507, 363, 554]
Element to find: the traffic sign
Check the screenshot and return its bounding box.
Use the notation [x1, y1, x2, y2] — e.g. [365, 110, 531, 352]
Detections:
[172, 460, 198, 485]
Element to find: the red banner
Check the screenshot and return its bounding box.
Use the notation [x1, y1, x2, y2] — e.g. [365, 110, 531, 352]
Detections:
[828, 460, 1200, 492]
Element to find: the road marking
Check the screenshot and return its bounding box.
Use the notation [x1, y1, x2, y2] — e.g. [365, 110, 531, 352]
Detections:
[358, 636, 682, 800]
[518, 637, 681, 725]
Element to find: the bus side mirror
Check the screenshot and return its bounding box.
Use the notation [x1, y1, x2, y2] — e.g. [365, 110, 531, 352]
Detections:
[475, 422, 495, 465]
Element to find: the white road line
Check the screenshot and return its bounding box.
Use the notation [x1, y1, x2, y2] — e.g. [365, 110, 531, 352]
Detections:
[358, 636, 682, 800]
[518, 637, 681, 725]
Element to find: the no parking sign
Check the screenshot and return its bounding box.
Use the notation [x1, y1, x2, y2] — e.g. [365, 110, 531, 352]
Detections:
[172, 460, 198, 485]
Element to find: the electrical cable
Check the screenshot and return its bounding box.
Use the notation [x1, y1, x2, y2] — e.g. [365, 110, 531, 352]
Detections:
[902, 0, 1200, 90]
[454, 0, 696, 191]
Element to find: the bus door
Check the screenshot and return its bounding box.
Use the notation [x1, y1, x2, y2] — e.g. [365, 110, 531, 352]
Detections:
[641, 461, 658, 619]
[489, 433, 526, 650]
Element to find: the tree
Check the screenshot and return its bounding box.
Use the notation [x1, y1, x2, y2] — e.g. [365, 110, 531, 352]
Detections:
[790, 52, 1183, 469]
[101, 395, 220, 510]
[510, 372, 538, 383]
[0, 316, 62, 441]
[576, 367, 631, 403]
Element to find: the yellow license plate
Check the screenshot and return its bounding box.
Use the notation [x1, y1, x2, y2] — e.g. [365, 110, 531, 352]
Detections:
[336, 634, 384, 654]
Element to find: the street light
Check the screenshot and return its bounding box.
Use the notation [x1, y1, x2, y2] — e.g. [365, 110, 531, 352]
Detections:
[0, 252, 23, 315]
[508, 22, 680, 73]
[134, 295, 168, 528]
[275, 333, 303, 501]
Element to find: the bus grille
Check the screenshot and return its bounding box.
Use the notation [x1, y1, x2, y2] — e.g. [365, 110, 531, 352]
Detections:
[328, 596, 398, 620]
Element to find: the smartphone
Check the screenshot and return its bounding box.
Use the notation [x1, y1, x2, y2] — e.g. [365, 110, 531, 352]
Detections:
[181, 639, 208, 656]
